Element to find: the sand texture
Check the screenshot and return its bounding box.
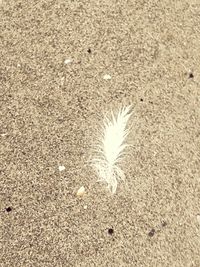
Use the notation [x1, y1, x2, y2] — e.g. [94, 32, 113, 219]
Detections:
[1, 0, 200, 266]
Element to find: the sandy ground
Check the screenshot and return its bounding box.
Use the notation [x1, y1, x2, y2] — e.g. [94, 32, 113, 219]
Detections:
[1, 0, 200, 266]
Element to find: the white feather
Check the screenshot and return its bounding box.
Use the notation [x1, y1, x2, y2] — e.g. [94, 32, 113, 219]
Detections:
[91, 105, 132, 193]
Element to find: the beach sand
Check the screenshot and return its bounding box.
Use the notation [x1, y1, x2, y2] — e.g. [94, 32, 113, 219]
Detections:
[1, 1, 200, 266]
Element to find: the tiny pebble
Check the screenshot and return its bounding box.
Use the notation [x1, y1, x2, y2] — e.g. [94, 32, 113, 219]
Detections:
[83, 205, 87, 210]
[77, 186, 85, 197]
[58, 165, 65, 172]
[5, 207, 12, 212]
[148, 228, 155, 237]
[64, 59, 72, 64]
[103, 74, 112, 80]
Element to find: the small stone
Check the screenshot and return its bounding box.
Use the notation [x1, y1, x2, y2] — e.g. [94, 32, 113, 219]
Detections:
[103, 74, 112, 80]
[108, 228, 114, 235]
[6, 207, 12, 212]
[64, 59, 72, 64]
[83, 205, 87, 210]
[77, 186, 85, 197]
[189, 72, 194, 79]
[148, 228, 155, 237]
[58, 165, 65, 172]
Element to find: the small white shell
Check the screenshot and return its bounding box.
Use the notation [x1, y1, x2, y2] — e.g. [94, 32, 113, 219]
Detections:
[103, 74, 112, 80]
[77, 186, 85, 197]
[58, 165, 65, 172]
[64, 59, 72, 64]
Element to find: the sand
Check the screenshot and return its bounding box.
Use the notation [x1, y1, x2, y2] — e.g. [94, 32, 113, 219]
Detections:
[1, 0, 200, 266]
